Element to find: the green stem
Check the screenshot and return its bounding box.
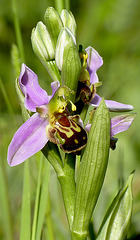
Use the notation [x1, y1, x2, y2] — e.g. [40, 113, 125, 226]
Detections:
[20, 161, 31, 240]
[46, 195, 55, 240]
[65, 0, 70, 10]
[54, 0, 65, 14]
[0, 159, 14, 240]
[0, 77, 16, 124]
[11, 0, 25, 62]
[58, 154, 76, 229]
[31, 155, 43, 240]
[42, 142, 64, 176]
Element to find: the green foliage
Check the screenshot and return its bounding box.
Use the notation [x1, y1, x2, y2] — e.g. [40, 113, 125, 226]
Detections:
[96, 172, 134, 240]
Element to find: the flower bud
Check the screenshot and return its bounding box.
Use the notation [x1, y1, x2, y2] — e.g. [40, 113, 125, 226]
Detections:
[31, 21, 61, 82]
[55, 27, 76, 70]
[61, 9, 77, 37]
[31, 21, 55, 61]
[44, 7, 63, 49]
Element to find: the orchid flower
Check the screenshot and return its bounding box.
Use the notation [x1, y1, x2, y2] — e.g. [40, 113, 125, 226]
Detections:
[7, 64, 87, 166]
[80, 46, 134, 112]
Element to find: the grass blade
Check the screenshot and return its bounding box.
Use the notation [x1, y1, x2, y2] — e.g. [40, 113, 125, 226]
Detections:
[35, 157, 50, 240]
[0, 159, 14, 240]
[0, 77, 16, 123]
[20, 161, 31, 240]
[31, 154, 43, 240]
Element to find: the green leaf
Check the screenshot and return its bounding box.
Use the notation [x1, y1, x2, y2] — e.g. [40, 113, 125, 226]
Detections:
[72, 99, 110, 239]
[20, 161, 31, 240]
[96, 172, 134, 240]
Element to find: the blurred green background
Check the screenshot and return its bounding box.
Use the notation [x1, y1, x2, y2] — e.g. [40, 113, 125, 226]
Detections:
[0, 0, 140, 239]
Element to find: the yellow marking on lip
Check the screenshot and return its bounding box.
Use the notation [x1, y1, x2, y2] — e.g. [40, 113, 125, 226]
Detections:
[54, 118, 82, 138]
[74, 139, 78, 144]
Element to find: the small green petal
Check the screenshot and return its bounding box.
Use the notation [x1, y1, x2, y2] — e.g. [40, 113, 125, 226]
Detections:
[44, 7, 63, 49]
[61, 9, 77, 37]
[96, 172, 134, 240]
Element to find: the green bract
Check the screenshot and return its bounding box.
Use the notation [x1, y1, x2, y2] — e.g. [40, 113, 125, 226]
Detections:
[72, 98, 110, 239]
[61, 41, 81, 102]
[96, 172, 134, 240]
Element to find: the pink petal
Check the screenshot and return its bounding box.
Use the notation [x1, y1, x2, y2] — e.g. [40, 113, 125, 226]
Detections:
[86, 46, 103, 83]
[19, 64, 48, 112]
[110, 113, 136, 137]
[7, 113, 49, 166]
[90, 94, 134, 112]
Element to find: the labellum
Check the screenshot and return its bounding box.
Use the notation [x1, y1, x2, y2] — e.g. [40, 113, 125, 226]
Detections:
[46, 111, 87, 154]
